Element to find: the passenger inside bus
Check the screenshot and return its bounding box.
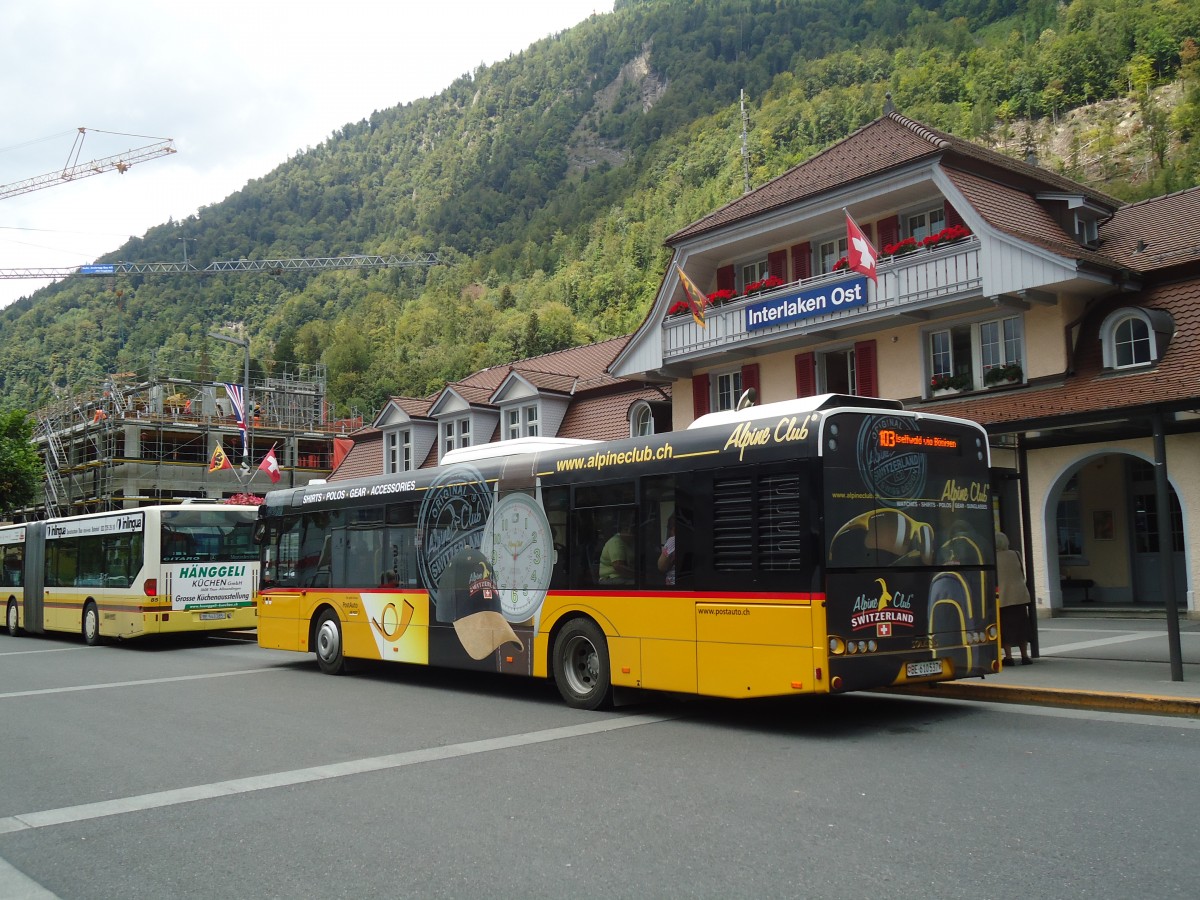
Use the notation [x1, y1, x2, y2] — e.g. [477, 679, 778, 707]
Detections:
[598, 514, 635, 585]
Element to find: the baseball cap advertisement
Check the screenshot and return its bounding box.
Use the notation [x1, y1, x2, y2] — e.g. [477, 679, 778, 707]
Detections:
[823, 413, 996, 690]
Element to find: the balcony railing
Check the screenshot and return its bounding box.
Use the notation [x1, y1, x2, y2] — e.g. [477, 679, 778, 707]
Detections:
[663, 237, 981, 360]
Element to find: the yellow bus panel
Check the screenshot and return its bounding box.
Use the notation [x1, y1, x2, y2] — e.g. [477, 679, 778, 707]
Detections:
[697, 643, 816, 698]
[695, 601, 813, 647]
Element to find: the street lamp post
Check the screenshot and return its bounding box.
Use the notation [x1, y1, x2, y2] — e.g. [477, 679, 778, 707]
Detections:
[208, 330, 251, 468]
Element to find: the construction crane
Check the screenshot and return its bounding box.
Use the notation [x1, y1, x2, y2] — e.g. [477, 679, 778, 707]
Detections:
[0, 127, 176, 201]
[0, 253, 441, 279]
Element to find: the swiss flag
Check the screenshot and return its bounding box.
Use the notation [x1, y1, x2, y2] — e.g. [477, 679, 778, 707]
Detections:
[258, 445, 281, 483]
[845, 210, 878, 284]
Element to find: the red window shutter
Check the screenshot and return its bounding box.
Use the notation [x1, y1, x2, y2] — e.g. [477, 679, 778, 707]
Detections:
[945, 202, 964, 229]
[740, 363, 761, 405]
[767, 250, 786, 282]
[794, 353, 816, 398]
[877, 216, 899, 249]
[692, 374, 711, 418]
[791, 242, 811, 280]
[854, 340, 878, 397]
[716, 265, 735, 294]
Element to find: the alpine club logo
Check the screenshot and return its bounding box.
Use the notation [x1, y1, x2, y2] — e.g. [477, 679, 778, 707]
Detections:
[849, 578, 915, 637]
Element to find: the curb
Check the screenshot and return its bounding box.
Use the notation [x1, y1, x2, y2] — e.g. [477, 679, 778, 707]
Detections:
[877, 681, 1200, 718]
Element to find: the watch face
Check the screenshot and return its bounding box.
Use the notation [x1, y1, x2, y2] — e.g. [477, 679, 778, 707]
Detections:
[483, 492, 554, 623]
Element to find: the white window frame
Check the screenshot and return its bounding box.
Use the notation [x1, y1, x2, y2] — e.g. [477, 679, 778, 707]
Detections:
[442, 416, 470, 456]
[630, 401, 654, 437]
[384, 428, 413, 474]
[906, 204, 946, 242]
[819, 347, 856, 395]
[713, 369, 742, 412]
[739, 258, 769, 292]
[503, 403, 540, 440]
[818, 236, 848, 275]
[926, 314, 1024, 394]
[1100, 308, 1159, 369]
[1074, 212, 1099, 246]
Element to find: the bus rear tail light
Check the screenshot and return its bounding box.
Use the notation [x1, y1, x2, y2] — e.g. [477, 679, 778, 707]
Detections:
[144, 579, 157, 598]
[828, 637, 845, 656]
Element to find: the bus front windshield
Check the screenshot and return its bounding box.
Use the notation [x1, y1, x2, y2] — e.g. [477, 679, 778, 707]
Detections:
[161, 510, 259, 563]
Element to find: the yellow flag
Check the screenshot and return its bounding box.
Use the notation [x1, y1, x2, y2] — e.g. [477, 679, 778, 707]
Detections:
[208, 444, 232, 473]
[674, 265, 709, 328]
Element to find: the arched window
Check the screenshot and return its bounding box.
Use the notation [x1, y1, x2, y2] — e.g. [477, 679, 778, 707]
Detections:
[630, 402, 654, 438]
[1114, 317, 1151, 367]
[1100, 308, 1172, 370]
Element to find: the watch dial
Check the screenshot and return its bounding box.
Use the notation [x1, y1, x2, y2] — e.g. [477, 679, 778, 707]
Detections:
[484, 493, 554, 623]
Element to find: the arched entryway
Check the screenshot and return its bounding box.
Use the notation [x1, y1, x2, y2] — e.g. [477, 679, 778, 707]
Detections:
[1044, 451, 1187, 609]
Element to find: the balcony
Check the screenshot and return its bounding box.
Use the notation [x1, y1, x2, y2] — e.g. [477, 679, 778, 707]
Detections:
[663, 237, 982, 362]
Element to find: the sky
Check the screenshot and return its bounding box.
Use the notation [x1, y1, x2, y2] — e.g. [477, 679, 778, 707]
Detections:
[0, 0, 614, 309]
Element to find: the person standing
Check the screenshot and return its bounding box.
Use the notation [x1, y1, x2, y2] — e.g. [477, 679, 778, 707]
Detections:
[996, 531, 1032, 665]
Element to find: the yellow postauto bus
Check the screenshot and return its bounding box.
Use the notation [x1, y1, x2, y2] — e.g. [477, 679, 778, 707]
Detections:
[254, 395, 999, 709]
[2, 504, 260, 644]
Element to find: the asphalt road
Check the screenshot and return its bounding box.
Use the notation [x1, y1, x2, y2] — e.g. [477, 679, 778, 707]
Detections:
[2, 631, 1198, 899]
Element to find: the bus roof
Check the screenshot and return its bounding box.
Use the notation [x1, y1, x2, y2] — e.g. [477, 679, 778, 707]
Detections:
[441, 436, 598, 465]
[688, 394, 902, 431]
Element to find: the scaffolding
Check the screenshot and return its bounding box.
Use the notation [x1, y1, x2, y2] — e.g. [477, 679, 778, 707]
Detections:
[26, 355, 360, 519]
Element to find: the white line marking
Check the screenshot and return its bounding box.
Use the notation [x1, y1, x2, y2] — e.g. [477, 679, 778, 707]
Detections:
[1040, 632, 1171, 654]
[0, 668, 282, 700]
[0, 646, 96, 658]
[0, 714, 672, 835]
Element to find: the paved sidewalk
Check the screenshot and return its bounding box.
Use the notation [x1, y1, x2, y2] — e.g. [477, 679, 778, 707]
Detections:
[890, 615, 1200, 717]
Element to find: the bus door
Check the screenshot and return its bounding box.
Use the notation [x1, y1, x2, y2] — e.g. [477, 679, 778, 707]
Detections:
[22, 523, 47, 634]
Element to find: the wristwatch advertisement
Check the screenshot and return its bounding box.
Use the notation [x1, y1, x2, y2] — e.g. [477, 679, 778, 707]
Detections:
[481, 453, 551, 674]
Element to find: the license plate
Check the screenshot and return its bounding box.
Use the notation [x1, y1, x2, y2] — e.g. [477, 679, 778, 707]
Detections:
[906, 660, 943, 678]
[199, 611, 230, 621]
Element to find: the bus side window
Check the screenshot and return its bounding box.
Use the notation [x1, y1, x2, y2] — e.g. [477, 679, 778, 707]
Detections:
[541, 487, 570, 590]
[386, 503, 420, 588]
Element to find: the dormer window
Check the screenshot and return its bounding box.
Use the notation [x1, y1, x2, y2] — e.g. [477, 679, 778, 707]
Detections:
[505, 404, 539, 440]
[442, 416, 470, 456]
[1075, 213, 1099, 246]
[1100, 308, 1173, 369]
[384, 428, 413, 474]
[631, 402, 654, 437]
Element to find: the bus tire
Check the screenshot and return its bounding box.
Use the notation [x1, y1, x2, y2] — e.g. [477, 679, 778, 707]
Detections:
[82, 602, 101, 646]
[6, 600, 18, 636]
[314, 609, 346, 675]
[552, 618, 613, 710]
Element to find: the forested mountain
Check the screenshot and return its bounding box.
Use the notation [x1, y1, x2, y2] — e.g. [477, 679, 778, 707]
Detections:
[2, 0, 1198, 417]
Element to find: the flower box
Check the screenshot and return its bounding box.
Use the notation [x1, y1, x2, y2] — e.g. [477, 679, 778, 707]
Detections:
[883, 237, 919, 257]
[921, 223, 972, 249]
[744, 275, 784, 296]
[930, 372, 972, 393]
[984, 363, 1023, 386]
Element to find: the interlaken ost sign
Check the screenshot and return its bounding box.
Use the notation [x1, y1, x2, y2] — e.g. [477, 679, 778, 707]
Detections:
[744, 275, 868, 331]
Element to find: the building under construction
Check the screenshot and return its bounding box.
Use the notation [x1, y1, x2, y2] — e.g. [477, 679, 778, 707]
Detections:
[25, 353, 358, 519]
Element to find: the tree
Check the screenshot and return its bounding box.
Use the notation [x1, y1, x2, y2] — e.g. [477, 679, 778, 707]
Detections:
[0, 410, 43, 514]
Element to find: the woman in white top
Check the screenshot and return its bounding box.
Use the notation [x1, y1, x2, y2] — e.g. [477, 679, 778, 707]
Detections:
[996, 531, 1032, 665]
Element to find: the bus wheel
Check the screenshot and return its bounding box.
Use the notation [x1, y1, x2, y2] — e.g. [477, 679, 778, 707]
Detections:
[552, 618, 613, 710]
[6, 601, 18, 637]
[82, 602, 101, 646]
[314, 609, 346, 675]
